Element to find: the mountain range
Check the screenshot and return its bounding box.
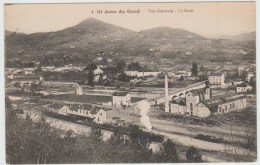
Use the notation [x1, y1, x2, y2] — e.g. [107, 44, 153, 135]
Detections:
[5, 17, 256, 67]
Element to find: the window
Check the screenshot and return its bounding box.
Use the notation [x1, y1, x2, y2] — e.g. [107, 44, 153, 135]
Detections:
[100, 113, 102, 116]
[218, 107, 221, 113]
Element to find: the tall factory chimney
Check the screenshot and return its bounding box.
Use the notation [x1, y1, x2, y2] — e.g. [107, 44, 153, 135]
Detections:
[165, 69, 169, 112]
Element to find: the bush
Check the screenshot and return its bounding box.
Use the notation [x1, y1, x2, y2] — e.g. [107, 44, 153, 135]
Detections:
[186, 146, 202, 162]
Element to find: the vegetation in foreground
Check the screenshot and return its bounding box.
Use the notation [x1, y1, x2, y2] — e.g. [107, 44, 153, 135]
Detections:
[6, 98, 185, 164]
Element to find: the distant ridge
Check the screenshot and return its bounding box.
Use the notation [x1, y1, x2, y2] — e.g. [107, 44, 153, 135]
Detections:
[5, 17, 255, 67]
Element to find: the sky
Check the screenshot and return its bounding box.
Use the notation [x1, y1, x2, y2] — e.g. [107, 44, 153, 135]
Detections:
[4, 2, 256, 38]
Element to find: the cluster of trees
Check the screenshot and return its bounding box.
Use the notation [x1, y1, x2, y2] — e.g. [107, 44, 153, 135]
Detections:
[127, 62, 143, 71]
[191, 62, 198, 77]
[6, 98, 181, 163]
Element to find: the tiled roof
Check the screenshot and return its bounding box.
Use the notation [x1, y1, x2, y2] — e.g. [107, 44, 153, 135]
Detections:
[209, 73, 223, 76]
[48, 104, 64, 109]
[70, 104, 92, 111]
[171, 98, 186, 106]
[90, 106, 104, 115]
[201, 93, 246, 108]
[190, 88, 206, 96]
[112, 91, 129, 96]
[236, 84, 247, 87]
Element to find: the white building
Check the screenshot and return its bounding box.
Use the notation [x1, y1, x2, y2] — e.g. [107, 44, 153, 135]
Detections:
[148, 142, 163, 154]
[208, 73, 225, 88]
[112, 91, 131, 107]
[94, 67, 104, 75]
[246, 73, 255, 82]
[24, 70, 33, 76]
[136, 71, 160, 78]
[68, 104, 107, 124]
[236, 84, 248, 93]
[125, 70, 138, 77]
[170, 87, 211, 116]
[7, 74, 14, 80]
[233, 80, 244, 86]
[76, 85, 83, 95]
[124, 70, 160, 78]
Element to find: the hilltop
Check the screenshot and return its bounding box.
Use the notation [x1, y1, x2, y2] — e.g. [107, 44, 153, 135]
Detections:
[5, 17, 255, 67]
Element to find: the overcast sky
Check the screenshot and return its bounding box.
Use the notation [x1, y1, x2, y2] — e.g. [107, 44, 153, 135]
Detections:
[4, 2, 255, 38]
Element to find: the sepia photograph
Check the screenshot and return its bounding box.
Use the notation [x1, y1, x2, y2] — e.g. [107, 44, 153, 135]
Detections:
[4, 1, 257, 163]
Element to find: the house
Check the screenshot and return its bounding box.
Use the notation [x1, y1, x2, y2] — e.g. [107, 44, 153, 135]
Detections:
[125, 70, 138, 77]
[246, 73, 255, 82]
[76, 85, 83, 95]
[136, 71, 160, 78]
[66, 104, 107, 124]
[107, 58, 113, 63]
[95, 57, 103, 61]
[24, 70, 33, 76]
[186, 51, 192, 55]
[94, 67, 104, 75]
[233, 80, 244, 86]
[124, 70, 160, 78]
[7, 74, 14, 80]
[148, 142, 164, 154]
[236, 84, 248, 93]
[90, 106, 107, 124]
[101, 131, 114, 141]
[47, 104, 69, 115]
[112, 91, 131, 107]
[208, 73, 225, 88]
[197, 93, 246, 117]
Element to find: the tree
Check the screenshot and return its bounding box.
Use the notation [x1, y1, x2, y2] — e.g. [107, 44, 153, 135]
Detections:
[88, 71, 94, 87]
[34, 65, 42, 73]
[191, 62, 198, 77]
[200, 65, 205, 71]
[30, 83, 38, 93]
[118, 72, 131, 82]
[85, 64, 97, 87]
[178, 76, 184, 81]
[186, 146, 202, 162]
[116, 60, 126, 72]
[161, 139, 179, 162]
[127, 62, 142, 71]
[90, 125, 101, 141]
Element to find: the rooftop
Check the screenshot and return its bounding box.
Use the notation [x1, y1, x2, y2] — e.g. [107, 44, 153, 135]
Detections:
[48, 103, 64, 109]
[171, 98, 186, 106]
[90, 106, 104, 115]
[201, 93, 246, 108]
[236, 84, 248, 87]
[112, 91, 130, 96]
[190, 88, 206, 96]
[209, 73, 223, 77]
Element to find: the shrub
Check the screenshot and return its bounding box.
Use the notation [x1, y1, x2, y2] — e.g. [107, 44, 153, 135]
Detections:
[186, 146, 202, 162]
